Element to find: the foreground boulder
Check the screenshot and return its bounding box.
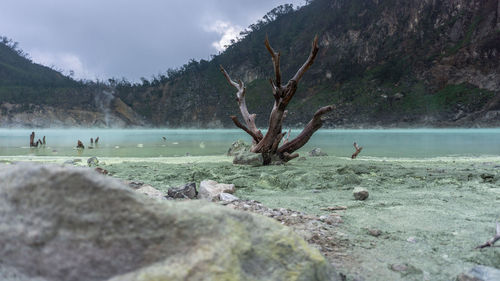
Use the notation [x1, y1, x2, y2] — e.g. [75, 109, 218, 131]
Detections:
[0, 163, 338, 281]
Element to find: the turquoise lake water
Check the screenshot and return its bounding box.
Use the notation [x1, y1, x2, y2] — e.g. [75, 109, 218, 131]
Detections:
[0, 128, 499, 158]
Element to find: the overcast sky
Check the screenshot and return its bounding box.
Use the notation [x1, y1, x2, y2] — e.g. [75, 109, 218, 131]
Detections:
[0, 0, 305, 81]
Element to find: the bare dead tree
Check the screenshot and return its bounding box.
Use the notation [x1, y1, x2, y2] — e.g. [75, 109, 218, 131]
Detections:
[221, 36, 333, 165]
[476, 222, 500, 249]
[351, 142, 363, 159]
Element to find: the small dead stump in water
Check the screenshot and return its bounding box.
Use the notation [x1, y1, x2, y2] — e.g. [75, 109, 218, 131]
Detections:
[476, 222, 500, 249]
[351, 142, 363, 159]
[77, 140, 85, 149]
[29, 132, 36, 147]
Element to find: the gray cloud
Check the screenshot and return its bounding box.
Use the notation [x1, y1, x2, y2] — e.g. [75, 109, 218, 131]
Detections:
[0, 0, 304, 81]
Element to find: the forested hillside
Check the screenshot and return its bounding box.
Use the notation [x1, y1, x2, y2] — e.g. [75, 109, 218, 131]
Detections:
[115, 0, 500, 128]
[0, 37, 144, 127]
[1, 0, 500, 128]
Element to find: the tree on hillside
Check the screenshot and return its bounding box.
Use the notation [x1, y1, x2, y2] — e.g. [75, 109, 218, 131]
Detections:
[220, 36, 333, 165]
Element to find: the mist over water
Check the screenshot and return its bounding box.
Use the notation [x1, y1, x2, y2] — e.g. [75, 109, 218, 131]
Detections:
[0, 128, 499, 158]
[94, 90, 114, 126]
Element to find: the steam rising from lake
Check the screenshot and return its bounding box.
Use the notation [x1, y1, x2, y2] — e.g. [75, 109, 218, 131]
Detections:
[94, 90, 114, 126]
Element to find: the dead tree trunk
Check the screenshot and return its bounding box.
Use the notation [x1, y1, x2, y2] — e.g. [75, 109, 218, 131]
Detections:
[29, 132, 36, 147]
[77, 140, 85, 149]
[221, 36, 333, 165]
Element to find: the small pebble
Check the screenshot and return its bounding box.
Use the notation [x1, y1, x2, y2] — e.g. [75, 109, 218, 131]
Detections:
[390, 264, 408, 272]
[367, 229, 382, 237]
[353, 187, 369, 200]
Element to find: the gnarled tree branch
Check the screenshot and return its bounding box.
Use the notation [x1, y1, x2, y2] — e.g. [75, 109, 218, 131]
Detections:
[265, 35, 281, 88]
[290, 35, 319, 84]
[252, 36, 319, 155]
[230, 116, 261, 143]
[278, 105, 334, 155]
[283, 128, 291, 145]
[220, 65, 263, 142]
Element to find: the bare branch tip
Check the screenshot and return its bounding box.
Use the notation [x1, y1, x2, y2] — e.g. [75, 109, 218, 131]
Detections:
[312, 35, 320, 50]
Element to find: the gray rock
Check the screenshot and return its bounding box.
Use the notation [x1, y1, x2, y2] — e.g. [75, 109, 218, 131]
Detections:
[390, 264, 408, 273]
[219, 192, 239, 202]
[126, 181, 144, 189]
[63, 159, 83, 166]
[167, 182, 197, 199]
[87, 156, 99, 167]
[63, 160, 76, 165]
[480, 173, 496, 183]
[233, 151, 263, 166]
[308, 148, 328, 157]
[227, 139, 251, 156]
[389, 263, 422, 276]
[457, 266, 500, 281]
[0, 163, 339, 281]
[353, 187, 369, 200]
[367, 229, 382, 237]
[198, 179, 236, 201]
[134, 184, 165, 200]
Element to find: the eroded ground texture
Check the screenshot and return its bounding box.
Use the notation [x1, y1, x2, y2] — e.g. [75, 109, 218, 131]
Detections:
[2, 155, 499, 280]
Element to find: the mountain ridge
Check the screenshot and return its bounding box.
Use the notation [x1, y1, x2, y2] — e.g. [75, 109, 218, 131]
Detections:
[114, 0, 500, 128]
[1, 0, 499, 128]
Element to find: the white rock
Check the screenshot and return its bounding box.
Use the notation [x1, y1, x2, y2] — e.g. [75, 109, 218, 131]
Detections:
[198, 180, 235, 201]
[135, 184, 165, 201]
[219, 192, 239, 202]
